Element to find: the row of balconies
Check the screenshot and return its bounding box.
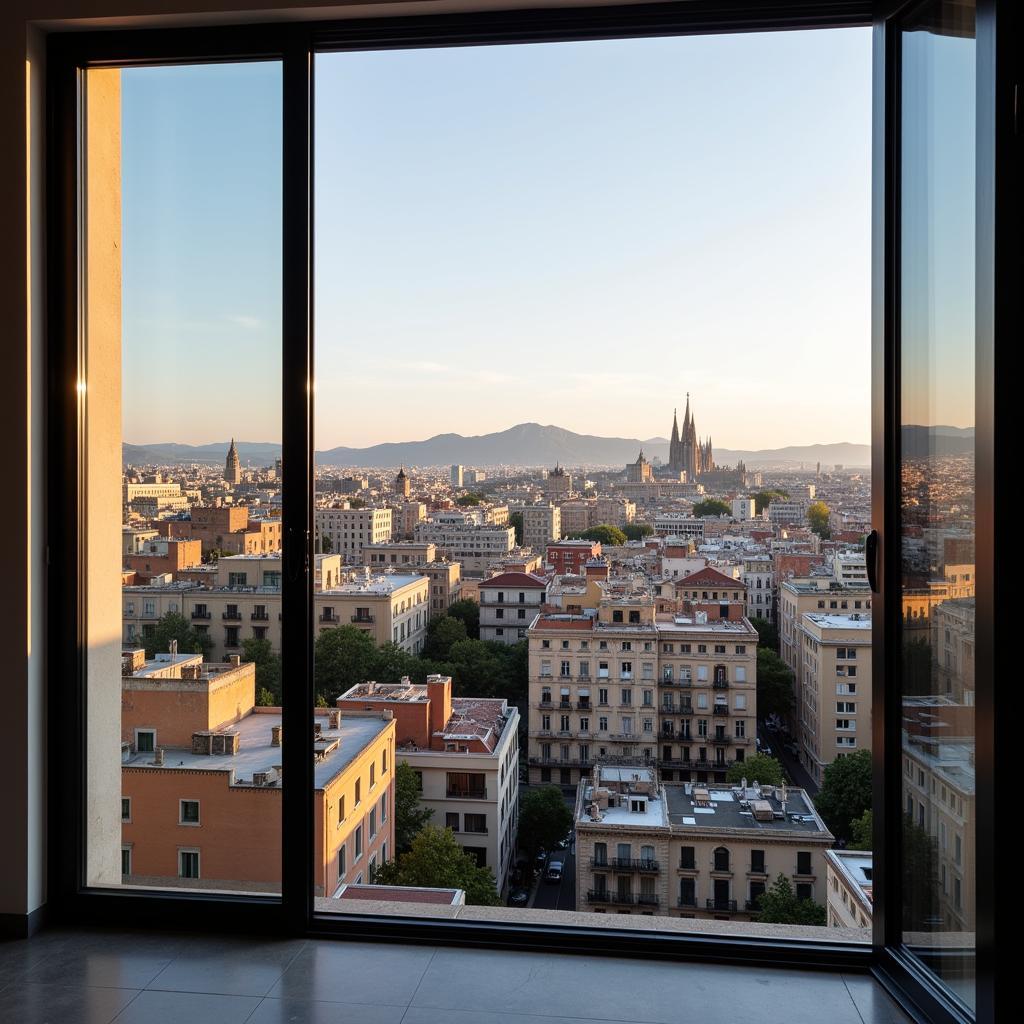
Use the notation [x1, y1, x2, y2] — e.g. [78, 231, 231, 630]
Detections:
[590, 858, 660, 873]
[586, 891, 661, 907]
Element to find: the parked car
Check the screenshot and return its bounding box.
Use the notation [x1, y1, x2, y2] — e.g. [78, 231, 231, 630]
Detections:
[545, 860, 564, 883]
[535, 849, 548, 869]
[507, 888, 529, 907]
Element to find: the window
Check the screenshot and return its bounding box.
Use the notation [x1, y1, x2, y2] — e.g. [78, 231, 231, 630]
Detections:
[121, 847, 132, 876]
[338, 844, 346, 879]
[178, 850, 200, 880]
[121, 798, 131, 823]
[445, 812, 460, 832]
[179, 800, 200, 826]
[355, 825, 363, 860]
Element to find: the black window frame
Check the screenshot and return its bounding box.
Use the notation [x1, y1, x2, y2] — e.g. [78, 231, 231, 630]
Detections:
[43, 3, 1015, 1022]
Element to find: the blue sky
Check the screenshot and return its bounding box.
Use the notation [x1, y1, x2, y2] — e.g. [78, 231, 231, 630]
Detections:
[121, 29, 874, 449]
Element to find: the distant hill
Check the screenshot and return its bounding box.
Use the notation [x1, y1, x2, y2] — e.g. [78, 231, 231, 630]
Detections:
[901, 425, 975, 458]
[124, 423, 877, 470]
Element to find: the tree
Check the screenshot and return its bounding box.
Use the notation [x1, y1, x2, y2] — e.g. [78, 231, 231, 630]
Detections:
[570, 524, 627, 546]
[446, 598, 480, 639]
[753, 489, 789, 515]
[319, 533, 333, 554]
[314, 625, 378, 703]
[241, 637, 282, 704]
[726, 753, 785, 787]
[394, 760, 433, 853]
[518, 785, 573, 859]
[622, 522, 654, 541]
[456, 492, 484, 506]
[370, 642, 422, 685]
[349, 497, 366, 509]
[850, 809, 872, 851]
[423, 615, 469, 661]
[815, 749, 872, 843]
[756, 648, 796, 721]
[692, 498, 731, 518]
[508, 512, 524, 546]
[373, 825, 500, 905]
[755, 873, 826, 925]
[143, 611, 212, 660]
[807, 500, 832, 538]
[749, 616, 779, 654]
[255, 687, 276, 707]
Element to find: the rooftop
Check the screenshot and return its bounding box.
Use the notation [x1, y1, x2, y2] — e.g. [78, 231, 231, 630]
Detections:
[480, 571, 547, 589]
[803, 612, 872, 630]
[122, 709, 391, 790]
[826, 849, 874, 908]
[321, 572, 425, 595]
[665, 782, 831, 836]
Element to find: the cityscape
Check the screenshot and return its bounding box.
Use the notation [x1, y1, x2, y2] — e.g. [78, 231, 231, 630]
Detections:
[115, 394, 972, 941]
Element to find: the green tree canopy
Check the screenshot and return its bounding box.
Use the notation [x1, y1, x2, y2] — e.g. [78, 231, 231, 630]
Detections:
[749, 616, 779, 654]
[807, 500, 832, 538]
[446, 598, 480, 639]
[508, 512, 524, 546]
[753, 489, 790, 515]
[755, 873, 827, 925]
[570, 524, 627, 546]
[314, 624, 378, 703]
[518, 785, 574, 857]
[255, 687, 276, 707]
[319, 533, 333, 553]
[422, 615, 469, 661]
[756, 648, 796, 721]
[370, 642, 423, 685]
[241, 636, 282, 703]
[725, 753, 785, 787]
[143, 611, 212, 660]
[692, 498, 731, 518]
[815, 748, 872, 843]
[373, 825, 500, 905]
[394, 760, 434, 853]
[850, 809, 872, 851]
[622, 522, 655, 541]
[456, 492, 484, 506]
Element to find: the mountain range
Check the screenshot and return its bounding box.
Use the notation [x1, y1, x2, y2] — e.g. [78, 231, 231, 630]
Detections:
[123, 422, 886, 469]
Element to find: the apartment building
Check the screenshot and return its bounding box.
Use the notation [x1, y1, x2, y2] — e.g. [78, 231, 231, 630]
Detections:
[546, 539, 601, 575]
[778, 576, 872, 735]
[522, 503, 561, 553]
[364, 541, 438, 567]
[123, 559, 429, 658]
[120, 650, 395, 897]
[478, 571, 548, 644]
[731, 498, 756, 521]
[767, 499, 811, 525]
[125, 537, 202, 581]
[413, 521, 516, 576]
[315, 506, 393, 562]
[798, 612, 872, 784]
[652, 514, 705, 541]
[573, 765, 833, 919]
[742, 555, 775, 622]
[337, 674, 519, 892]
[825, 849, 873, 929]
[558, 500, 594, 535]
[526, 594, 758, 788]
[174, 505, 283, 556]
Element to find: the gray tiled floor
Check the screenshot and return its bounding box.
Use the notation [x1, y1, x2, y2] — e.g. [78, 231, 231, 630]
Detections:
[0, 927, 913, 1024]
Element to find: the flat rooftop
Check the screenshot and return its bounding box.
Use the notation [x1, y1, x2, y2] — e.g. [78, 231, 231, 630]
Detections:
[123, 710, 391, 790]
[321, 572, 425, 595]
[665, 782, 831, 836]
[804, 613, 872, 630]
[827, 850, 874, 906]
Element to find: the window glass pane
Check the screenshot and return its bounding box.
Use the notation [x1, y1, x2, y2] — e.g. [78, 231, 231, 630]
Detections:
[85, 62, 283, 894]
[899, 0, 976, 1009]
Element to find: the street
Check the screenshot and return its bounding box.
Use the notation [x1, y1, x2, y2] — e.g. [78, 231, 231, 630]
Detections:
[760, 723, 819, 796]
[530, 843, 577, 912]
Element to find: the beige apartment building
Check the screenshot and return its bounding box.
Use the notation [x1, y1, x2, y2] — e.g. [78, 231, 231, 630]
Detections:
[825, 849, 873, 929]
[522, 503, 561, 553]
[413, 521, 516, 576]
[798, 612, 872, 784]
[573, 765, 833, 919]
[778, 576, 872, 734]
[123, 556, 429, 658]
[527, 593, 758, 788]
[315, 506, 393, 562]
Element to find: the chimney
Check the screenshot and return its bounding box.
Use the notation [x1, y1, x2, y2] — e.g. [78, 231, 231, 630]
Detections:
[154, 747, 165, 766]
[427, 674, 452, 737]
[271, 725, 282, 746]
[169, 639, 178, 656]
[228, 654, 241, 666]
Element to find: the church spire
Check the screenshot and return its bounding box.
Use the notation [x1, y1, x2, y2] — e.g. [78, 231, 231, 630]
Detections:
[670, 408, 679, 445]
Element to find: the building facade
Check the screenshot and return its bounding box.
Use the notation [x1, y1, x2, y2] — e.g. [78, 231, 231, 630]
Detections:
[478, 571, 548, 644]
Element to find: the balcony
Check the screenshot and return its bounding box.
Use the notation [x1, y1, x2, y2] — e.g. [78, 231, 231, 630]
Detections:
[711, 735, 732, 745]
[585, 891, 655, 906]
[745, 899, 763, 912]
[191, 610, 211, 620]
[537, 699, 553, 708]
[222, 611, 241, 621]
[591, 858, 660, 873]
[250, 611, 269, 621]
[677, 896, 698, 909]
[576, 701, 592, 711]
[712, 705, 730, 716]
[351, 614, 375, 624]
[713, 679, 729, 689]
[706, 898, 739, 913]
[446, 788, 488, 800]
[319, 614, 339, 625]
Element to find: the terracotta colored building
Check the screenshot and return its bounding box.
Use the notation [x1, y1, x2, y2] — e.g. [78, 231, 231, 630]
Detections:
[546, 539, 602, 575]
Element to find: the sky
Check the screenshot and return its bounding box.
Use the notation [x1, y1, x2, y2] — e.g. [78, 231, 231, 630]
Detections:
[121, 28, 876, 451]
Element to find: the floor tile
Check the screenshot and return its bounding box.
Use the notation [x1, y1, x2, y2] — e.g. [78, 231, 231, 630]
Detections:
[410, 949, 866, 1024]
[146, 937, 305, 996]
[402, 1009, 645, 1024]
[0, 982, 139, 1024]
[246, 997, 407, 1023]
[110, 989, 261, 1024]
[23, 948, 174, 989]
[269, 941, 434, 1006]
[843, 974, 914, 1023]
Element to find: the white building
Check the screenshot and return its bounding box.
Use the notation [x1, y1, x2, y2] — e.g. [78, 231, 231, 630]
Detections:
[337, 675, 520, 892]
[451, 465, 464, 487]
[315, 506, 393, 563]
[479, 571, 548, 644]
[522, 503, 561, 553]
[825, 849, 873, 929]
[414, 521, 516, 576]
[730, 498, 756, 521]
